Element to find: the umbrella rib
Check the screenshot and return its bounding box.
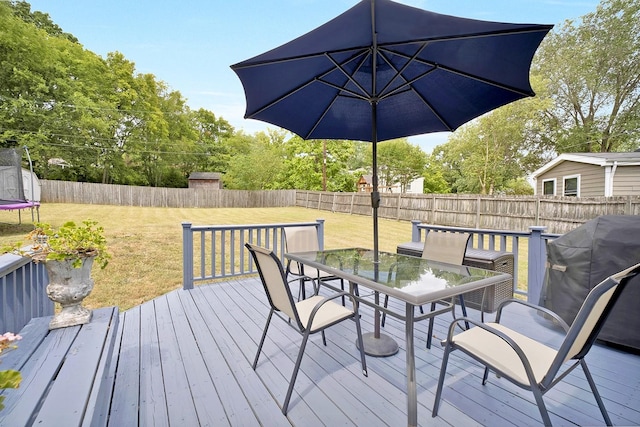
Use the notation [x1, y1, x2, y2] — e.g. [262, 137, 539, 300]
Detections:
[377, 26, 553, 50]
[380, 46, 534, 96]
[302, 94, 342, 140]
[323, 52, 372, 100]
[376, 43, 429, 99]
[245, 49, 370, 118]
[231, 46, 369, 70]
[315, 79, 370, 101]
[374, 49, 455, 130]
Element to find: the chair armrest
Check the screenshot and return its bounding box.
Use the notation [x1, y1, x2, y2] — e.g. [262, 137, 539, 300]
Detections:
[444, 317, 539, 385]
[495, 299, 570, 332]
[308, 291, 359, 321]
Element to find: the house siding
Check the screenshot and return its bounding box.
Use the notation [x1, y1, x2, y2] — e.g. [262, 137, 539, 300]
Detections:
[613, 167, 640, 195]
[537, 162, 605, 197]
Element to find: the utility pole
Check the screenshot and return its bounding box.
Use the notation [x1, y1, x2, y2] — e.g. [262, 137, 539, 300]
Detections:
[322, 140, 327, 191]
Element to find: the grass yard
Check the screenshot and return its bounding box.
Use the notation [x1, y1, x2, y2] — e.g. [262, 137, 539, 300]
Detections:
[0, 204, 413, 311]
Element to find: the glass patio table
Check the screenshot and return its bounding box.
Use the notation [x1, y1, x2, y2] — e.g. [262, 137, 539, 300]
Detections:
[284, 247, 512, 427]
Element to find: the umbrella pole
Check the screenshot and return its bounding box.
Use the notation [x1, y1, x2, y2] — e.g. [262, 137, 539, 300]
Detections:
[356, 100, 399, 357]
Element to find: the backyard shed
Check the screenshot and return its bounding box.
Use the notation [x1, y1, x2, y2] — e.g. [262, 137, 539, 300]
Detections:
[188, 172, 223, 189]
[531, 151, 640, 197]
[540, 215, 640, 351]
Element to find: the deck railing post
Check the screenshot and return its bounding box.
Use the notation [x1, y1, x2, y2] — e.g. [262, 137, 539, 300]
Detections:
[182, 222, 194, 290]
[527, 226, 547, 304]
[411, 220, 421, 243]
[316, 218, 325, 250]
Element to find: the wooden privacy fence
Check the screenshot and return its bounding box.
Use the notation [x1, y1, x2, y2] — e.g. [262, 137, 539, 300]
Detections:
[295, 191, 640, 234]
[40, 180, 296, 208]
[39, 180, 639, 234]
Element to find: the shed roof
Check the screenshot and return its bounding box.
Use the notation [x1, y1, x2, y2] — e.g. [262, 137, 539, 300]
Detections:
[188, 172, 222, 180]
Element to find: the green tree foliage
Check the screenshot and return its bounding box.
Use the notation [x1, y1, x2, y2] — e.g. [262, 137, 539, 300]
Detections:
[423, 156, 451, 193]
[433, 83, 552, 195]
[536, 0, 640, 153]
[274, 136, 357, 192]
[1, 2, 235, 187]
[374, 139, 427, 192]
[223, 130, 287, 190]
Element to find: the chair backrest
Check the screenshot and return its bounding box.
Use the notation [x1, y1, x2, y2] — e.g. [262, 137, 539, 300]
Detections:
[284, 226, 320, 275]
[284, 226, 320, 253]
[422, 231, 471, 265]
[545, 262, 640, 384]
[246, 243, 300, 324]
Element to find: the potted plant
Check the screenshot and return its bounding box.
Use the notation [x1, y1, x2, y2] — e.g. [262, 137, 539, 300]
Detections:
[14, 220, 110, 329]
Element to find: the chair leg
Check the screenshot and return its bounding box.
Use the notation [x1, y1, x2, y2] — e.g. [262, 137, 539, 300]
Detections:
[482, 367, 490, 385]
[381, 294, 389, 327]
[426, 302, 436, 349]
[253, 310, 274, 369]
[581, 359, 612, 426]
[353, 312, 368, 377]
[531, 386, 552, 426]
[458, 295, 470, 330]
[432, 341, 453, 417]
[282, 330, 312, 415]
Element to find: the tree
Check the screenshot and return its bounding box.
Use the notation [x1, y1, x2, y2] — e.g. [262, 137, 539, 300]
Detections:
[375, 139, 426, 192]
[223, 131, 286, 190]
[423, 156, 451, 193]
[186, 109, 234, 174]
[433, 82, 552, 195]
[536, 0, 640, 153]
[275, 136, 357, 191]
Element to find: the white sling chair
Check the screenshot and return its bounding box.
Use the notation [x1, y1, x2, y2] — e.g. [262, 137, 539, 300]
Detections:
[246, 243, 368, 415]
[284, 225, 345, 302]
[382, 231, 471, 348]
[433, 262, 640, 426]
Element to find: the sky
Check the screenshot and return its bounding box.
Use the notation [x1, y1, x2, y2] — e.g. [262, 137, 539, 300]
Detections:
[26, 0, 599, 153]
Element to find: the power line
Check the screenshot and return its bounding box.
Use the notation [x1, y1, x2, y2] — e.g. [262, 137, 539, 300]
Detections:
[2, 129, 221, 157]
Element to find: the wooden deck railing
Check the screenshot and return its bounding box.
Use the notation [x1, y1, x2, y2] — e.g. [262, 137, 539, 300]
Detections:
[1, 219, 560, 332]
[181, 219, 326, 289]
[0, 254, 52, 334]
[181, 219, 561, 303]
[408, 221, 560, 303]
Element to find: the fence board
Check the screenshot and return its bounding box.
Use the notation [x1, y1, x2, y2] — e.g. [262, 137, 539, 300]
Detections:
[39, 181, 640, 234]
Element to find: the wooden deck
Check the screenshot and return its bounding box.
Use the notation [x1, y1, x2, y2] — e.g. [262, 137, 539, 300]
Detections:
[97, 276, 640, 427]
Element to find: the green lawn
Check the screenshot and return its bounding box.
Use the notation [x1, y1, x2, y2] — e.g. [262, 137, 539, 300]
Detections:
[1, 204, 413, 311]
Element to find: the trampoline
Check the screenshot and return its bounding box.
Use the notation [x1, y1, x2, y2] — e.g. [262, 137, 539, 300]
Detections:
[0, 147, 41, 223]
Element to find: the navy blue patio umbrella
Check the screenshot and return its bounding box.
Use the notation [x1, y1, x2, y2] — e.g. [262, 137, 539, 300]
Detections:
[231, 0, 552, 354]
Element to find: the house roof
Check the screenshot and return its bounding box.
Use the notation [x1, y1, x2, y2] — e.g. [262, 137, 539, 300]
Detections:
[531, 152, 640, 179]
[188, 172, 221, 180]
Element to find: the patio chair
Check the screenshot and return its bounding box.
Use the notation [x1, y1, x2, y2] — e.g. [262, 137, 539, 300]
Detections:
[284, 225, 345, 303]
[432, 262, 640, 426]
[246, 243, 368, 415]
[382, 231, 471, 349]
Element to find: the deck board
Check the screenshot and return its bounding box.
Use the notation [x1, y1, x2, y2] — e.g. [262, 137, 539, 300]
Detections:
[101, 276, 640, 426]
[108, 306, 140, 426]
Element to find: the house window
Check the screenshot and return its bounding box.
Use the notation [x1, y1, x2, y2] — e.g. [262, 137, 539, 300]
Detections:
[542, 179, 556, 196]
[563, 175, 580, 197]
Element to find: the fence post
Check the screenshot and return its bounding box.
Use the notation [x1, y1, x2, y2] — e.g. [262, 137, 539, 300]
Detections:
[316, 218, 325, 250]
[182, 222, 194, 290]
[527, 226, 547, 304]
[411, 219, 421, 243]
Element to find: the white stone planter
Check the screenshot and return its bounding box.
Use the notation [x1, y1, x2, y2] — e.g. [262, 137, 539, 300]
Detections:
[45, 257, 95, 329]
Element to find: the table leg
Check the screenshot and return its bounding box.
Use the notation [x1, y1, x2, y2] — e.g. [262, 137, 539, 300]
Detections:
[406, 303, 417, 427]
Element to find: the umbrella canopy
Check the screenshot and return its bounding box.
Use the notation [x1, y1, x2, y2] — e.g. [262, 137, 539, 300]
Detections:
[231, 0, 553, 142]
[231, 0, 552, 259]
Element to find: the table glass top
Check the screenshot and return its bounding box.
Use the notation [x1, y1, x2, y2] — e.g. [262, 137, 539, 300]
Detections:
[287, 248, 506, 299]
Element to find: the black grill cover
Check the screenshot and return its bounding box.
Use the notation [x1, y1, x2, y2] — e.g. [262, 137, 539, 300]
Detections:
[540, 215, 640, 350]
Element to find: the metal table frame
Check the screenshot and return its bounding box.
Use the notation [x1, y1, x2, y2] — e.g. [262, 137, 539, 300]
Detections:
[285, 248, 511, 427]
